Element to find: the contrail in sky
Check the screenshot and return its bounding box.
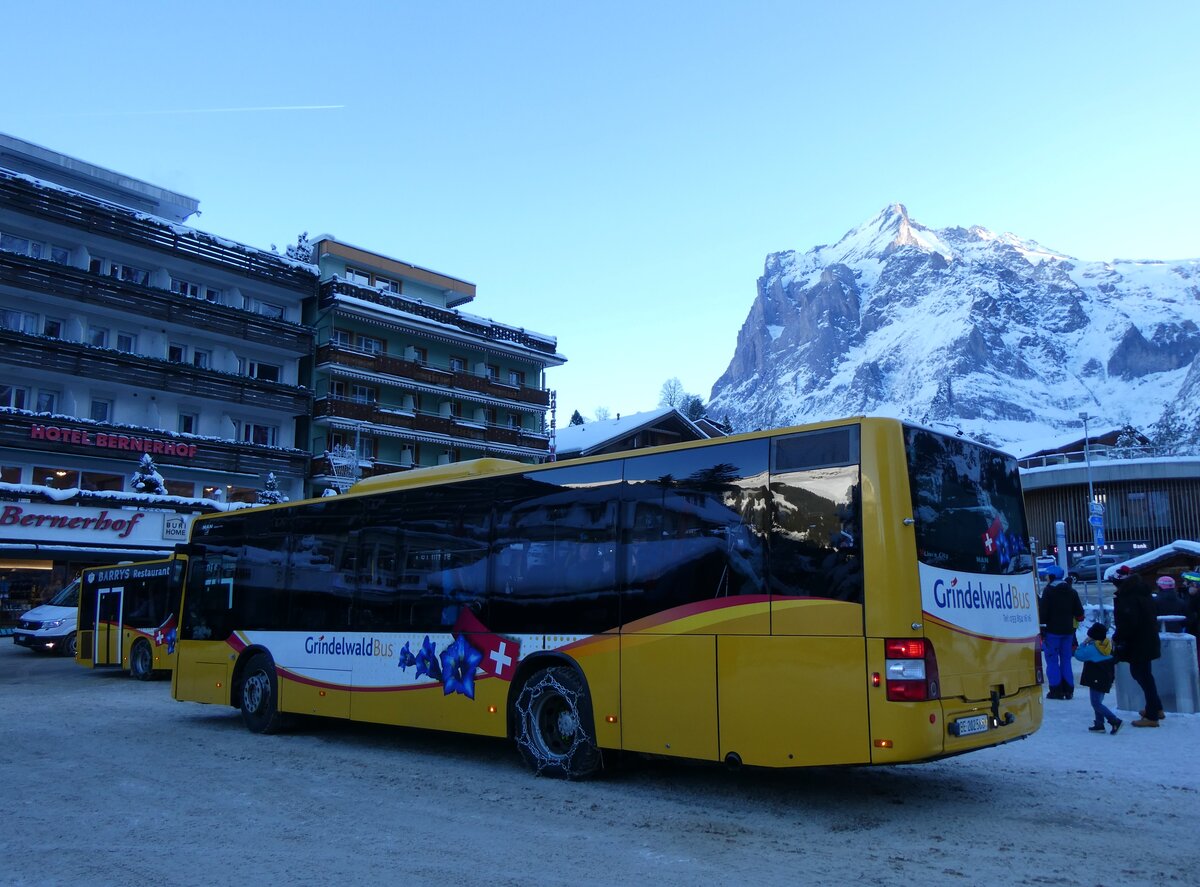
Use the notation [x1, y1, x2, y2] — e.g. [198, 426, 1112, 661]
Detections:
[63, 105, 346, 117]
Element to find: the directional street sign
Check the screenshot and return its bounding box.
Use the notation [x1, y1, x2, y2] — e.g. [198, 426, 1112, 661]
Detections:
[1089, 501, 1105, 517]
[1088, 514, 1104, 528]
[1094, 528, 1105, 546]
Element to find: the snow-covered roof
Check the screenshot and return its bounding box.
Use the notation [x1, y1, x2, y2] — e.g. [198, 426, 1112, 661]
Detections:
[1104, 539, 1200, 579]
[554, 408, 709, 458]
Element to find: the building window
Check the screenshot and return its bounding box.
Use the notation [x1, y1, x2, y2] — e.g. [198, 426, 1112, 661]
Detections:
[485, 407, 497, 425]
[330, 432, 375, 461]
[239, 359, 281, 383]
[346, 267, 370, 286]
[192, 350, 211, 369]
[35, 466, 79, 489]
[178, 413, 197, 435]
[239, 422, 278, 447]
[90, 399, 112, 423]
[351, 384, 377, 403]
[449, 356, 467, 373]
[0, 230, 65, 261]
[88, 326, 109, 348]
[332, 328, 353, 347]
[508, 413, 521, 429]
[1, 310, 37, 334]
[486, 364, 499, 381]
[412, 346, 427, 364]
[359, 336, 384, 355]
[81, 471, 123, 492]
[508, 369, 525, 386]
[253, 300, 284, 319]
[0, 465, 20, 483]
[35, 390, 58, 413]
[42, 318, 64, 339]
[172, 278, 221, 303]
[0, 385, 28, 409]
[116, 332, 136, 353]
[106, 261, 150, 286]
[168, 343, 186, 363]
[165, 480, 194, 497]
[448, 401, 462, 419]
[171, 278, 201, 299]
[375, 275, 400, 294]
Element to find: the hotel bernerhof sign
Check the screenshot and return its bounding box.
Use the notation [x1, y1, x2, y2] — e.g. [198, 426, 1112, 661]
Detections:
[0, 502, 191, 547]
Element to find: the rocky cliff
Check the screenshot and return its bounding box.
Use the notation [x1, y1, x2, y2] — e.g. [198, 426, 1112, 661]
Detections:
[708, 205, 1200, 452]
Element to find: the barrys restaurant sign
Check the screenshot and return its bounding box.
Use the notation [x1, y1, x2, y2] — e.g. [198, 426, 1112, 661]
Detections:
[0, 503, 191, 545]
[29, 424, 198, 459]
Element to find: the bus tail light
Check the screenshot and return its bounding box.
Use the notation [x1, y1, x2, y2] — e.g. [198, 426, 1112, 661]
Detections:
[1033, 635, 1044, 685]
[884, 638, 940, 702]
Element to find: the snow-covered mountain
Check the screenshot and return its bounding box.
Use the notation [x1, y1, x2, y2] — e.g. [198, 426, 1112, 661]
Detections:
[708, 204, 1200, 453]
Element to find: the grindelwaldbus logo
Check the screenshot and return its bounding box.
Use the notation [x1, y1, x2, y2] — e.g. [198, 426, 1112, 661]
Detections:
[306, 635, 394, 658]
[931, 576, 1033, 612]
[919, 563, 1036, 638]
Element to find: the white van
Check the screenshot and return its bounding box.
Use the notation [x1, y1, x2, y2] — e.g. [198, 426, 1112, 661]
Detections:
[12, 577, 79, 656]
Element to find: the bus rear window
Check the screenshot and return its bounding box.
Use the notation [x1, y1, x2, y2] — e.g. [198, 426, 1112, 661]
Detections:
[904, 427, 1030, 575]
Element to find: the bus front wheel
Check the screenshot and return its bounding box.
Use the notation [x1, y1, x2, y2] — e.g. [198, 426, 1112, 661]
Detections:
[129, 639, 154, 681]
[240, 653, 288, 734]
[513, 666, 602, 779]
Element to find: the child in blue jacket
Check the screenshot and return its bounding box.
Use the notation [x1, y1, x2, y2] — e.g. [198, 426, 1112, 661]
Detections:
[1075, 622, 1122, 734]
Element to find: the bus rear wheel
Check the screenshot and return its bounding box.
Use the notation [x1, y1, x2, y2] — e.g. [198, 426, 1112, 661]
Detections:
[129, 639, 154, 681]
[513, 666, 602, 779]
[240, 653, 288, 734]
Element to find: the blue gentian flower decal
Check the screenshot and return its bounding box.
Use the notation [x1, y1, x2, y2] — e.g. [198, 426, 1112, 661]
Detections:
[414, 635, 442, 681]
[440, 634, 484, 699]
[397, 641, 416, 671]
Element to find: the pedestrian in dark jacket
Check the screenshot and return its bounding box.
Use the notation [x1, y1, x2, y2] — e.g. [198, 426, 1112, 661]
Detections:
[1112, 567, 1164, 727]
[1038, 566, 1084, 699]
[1183, 572, 1200, 671]
[1075, 622, 1121, 734]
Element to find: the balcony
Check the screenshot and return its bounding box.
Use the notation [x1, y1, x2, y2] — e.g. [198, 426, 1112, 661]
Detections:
[318, 279, 560, 358]
[0, 409, 312, 477]
[313, 397, 550, 453]
[315, 343, 551, 408]
[0, 328, 312, 415]
[1, 171, 315, 292]
[0, 253, 313, 354]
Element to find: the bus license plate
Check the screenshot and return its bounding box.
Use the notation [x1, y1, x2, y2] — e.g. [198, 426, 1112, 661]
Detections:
[955, 715, 989, 736]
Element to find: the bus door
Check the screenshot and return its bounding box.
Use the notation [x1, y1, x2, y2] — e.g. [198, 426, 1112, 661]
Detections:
[93, 587, 124, 667]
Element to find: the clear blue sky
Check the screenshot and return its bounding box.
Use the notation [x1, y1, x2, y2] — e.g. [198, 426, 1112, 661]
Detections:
[6, 2, 1197, 422]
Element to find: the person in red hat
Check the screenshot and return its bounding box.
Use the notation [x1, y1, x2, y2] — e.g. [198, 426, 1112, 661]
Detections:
[1112, 568, 1164, 726]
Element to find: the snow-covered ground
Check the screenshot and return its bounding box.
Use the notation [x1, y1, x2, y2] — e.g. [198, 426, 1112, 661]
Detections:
[1, 642, 1194, 886]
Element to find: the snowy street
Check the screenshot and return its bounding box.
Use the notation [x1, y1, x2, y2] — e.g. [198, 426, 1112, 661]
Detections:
[2, 642, 1194, 887]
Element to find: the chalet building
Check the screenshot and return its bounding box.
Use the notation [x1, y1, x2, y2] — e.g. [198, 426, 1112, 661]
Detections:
[304, 236, 564, 495]
[0, 133, 315, 622]
[552, 408, 714, 460]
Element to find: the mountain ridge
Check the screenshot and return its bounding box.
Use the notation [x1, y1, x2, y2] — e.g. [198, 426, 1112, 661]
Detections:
[708, 206, 1200, 453]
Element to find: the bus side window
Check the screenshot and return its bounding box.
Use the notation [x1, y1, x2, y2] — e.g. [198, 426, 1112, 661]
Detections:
[769, 427, 863, 604]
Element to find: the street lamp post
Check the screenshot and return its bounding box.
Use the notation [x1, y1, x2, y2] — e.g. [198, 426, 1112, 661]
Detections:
[1079, 412, 1106, 622]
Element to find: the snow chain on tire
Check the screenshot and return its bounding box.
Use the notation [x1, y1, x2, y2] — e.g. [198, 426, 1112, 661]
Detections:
[514, 666, 602, 779]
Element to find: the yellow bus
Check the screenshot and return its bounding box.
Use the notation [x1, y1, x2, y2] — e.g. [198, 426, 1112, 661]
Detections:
[172, 417, 1043, 777]
[77, 555, 185, 680]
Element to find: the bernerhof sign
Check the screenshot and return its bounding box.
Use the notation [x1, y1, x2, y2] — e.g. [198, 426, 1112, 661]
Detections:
[0, 503, 193, 546]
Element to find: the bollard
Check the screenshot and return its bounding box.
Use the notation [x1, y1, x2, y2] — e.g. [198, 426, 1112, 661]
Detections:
[1114, 626, 1200, 715]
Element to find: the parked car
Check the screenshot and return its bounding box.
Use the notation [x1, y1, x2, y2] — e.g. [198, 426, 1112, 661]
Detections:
[12, 577, 79, 656]
[1069, 555, 1122, 583]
